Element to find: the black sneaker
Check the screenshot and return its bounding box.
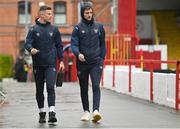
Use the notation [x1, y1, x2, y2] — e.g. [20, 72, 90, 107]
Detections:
[48, 112, 57, 123]
[39, 112, 46, 123]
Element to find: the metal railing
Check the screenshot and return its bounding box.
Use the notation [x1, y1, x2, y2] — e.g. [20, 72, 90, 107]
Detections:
[103, 59, 180, 110]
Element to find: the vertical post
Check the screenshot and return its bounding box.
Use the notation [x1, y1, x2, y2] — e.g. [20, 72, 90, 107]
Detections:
[118, 0, 136, 36]
[125, 36, 129, 65]
[140, 49, 144, 68]
[131, 37, 136, 59]
[114, 35, 117, 64]
[122, 36, 125, 65]
[110, 34, 113, 64]
[120, 35, 122, 65]
[175, 61, 180, 110]
[129, 62, 132, 92]
[117, 33, 120, 65]
[106, 37, 110, 62]
[112, 62, 115, 88]
[150, 62, 154, 102]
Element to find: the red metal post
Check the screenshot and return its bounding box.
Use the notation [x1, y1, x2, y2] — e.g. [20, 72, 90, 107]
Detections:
[106, 37, 110, 63]
[113, 62, 115, 88]
[175, 61, 180, 110]
[120, 35, 123, 65]
[129, 63, 132, 92]
[150, 63, 154, 102]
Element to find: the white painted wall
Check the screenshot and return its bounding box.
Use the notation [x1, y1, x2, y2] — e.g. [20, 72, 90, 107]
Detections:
[102, 66, 177, 109]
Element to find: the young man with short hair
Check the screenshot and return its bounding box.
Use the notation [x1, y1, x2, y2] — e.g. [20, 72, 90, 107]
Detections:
[25, 5, 64, 123]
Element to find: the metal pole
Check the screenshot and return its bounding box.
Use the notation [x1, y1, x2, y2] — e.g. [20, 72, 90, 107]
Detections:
[112, 61, 115, 88]
[150, 62, 154, 102]
[129, 63, 132, 92]
[175, 61, 179, 110]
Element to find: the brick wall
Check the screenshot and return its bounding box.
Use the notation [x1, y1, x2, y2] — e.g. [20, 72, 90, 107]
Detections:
[0, 0, 113, 61]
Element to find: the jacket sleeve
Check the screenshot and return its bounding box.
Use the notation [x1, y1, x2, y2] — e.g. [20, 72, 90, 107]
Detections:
[54, 27, 63, 61]
[24, 27, 34, 52]
[71, 26, 80, 57]
[99, 25, 106, 59]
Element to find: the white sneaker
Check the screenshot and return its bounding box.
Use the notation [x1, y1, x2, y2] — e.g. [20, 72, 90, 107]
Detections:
[92, 110, 102, 122]
[81, 111, 90, 121]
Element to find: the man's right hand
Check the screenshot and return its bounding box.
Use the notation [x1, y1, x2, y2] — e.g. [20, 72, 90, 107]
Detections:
[30, 48, 40, 55]
[78, 53, 86, 62]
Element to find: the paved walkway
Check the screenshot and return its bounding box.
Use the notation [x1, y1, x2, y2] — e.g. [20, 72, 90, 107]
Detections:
[1, 80, 180, 128]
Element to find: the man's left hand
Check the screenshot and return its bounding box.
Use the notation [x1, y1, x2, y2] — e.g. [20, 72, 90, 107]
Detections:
[59, 61, 65, 71]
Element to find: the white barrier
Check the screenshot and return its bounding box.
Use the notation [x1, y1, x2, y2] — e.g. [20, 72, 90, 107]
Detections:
[103, 65, 176, 108]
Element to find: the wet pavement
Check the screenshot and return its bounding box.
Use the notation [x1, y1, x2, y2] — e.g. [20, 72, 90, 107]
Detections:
[1, 80, 180, 128]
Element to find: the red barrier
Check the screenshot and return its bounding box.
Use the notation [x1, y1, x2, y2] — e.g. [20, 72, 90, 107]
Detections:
[103, 59, 180, 110]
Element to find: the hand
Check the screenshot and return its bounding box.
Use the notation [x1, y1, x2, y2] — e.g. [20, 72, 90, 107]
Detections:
[59, 61, 65, 71]
[30, 48, 40, 55]
[78, 53, 85, 62]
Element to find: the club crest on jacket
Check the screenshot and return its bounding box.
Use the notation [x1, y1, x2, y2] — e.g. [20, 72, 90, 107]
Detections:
[81, 30, 85, 33]
[36, 33, 40, 36]
[94, 29, 98, 33]
[49, 32, 53, 36]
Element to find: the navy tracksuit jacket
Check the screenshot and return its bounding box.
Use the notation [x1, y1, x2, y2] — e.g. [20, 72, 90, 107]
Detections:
[71, 21, 106, 111]
[24, 20, 63, 108]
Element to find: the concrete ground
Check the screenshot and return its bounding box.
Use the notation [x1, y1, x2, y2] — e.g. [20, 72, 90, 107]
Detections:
[1, 80, 180, 128]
